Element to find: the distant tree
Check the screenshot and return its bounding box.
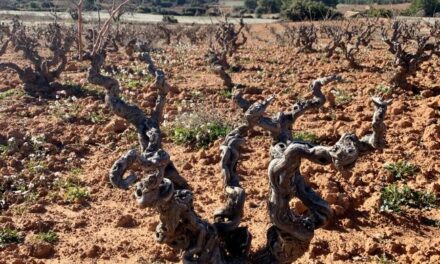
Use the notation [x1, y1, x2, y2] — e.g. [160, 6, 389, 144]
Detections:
[29, 1, 41, 9]
[282, 0, 339, 21]
[257, 0, 281, 13]
[245, 0, 258, 10]
[408, 0, 440, 16]
[84, 0, 98, 10]
[321, 0, 337, 7]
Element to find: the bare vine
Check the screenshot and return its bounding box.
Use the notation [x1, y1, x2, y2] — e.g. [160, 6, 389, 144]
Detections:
[206, 17, 247, 90]
[0, 19, 74, 96]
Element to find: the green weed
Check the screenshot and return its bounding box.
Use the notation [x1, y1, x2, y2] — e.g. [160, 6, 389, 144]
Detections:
[0, 228, 23, 247]
[384, 160, 418, 180]
[35, 231, 59, 244]
[170, 122, 231, 148]
[292, 131, 319, 144]
[380, 184, 438, 212]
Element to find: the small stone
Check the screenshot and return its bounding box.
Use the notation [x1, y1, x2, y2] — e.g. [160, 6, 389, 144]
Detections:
[28, 204, 46, 214]
[115, 214, 137, 228]
[365, 239, 379, 255]
[73, 220, 87, 228]
[198, 149, 207, 159]
[331, 205, 346, 216]
[65, 63, 78, 72]
[323, 192, 338, 204]
[398, 118, 412, 129]
[84, 245, 100, 258]
[0, 216, 13, 223]
[249, 202, 259, 208]
[421, 89, 434, 98]
[22, 220, 54, 232]
[182, 162, 193, 170]
[291, 199, 307, 213]
[200, 158, 211, 165]
[406, 244, 418, 254]
[391, 102, 405, 115]
[422, 125, 440, 150]
[11, 260, 27, 264]
[341, 218, 354, 228]
[389, 241, 405, 254]
[104, 118, 128, 133]
[29, 243, 55, 259]
[147, 221, 158, 232]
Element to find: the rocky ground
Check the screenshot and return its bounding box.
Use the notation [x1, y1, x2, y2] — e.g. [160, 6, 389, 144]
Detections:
[0, 22, 439, 264]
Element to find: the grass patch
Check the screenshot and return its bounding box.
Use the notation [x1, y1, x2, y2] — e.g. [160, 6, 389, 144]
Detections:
[0, 228, 23, 247]
[375, 253, 395, 264]
[333, 89, 353, 106]
[292, 131, 319, 144]
[64, 186, 90, 203]
[69, 167, 83, 177]
[89, 110, 109, 124]
[170, 122, 231, 148]
[35, 231, 58, 244]
[54, 176, 90, 203]
[0, 144, 11, 158]
[27, 160, 48, 174]
[375, 84, 393, 95]
[0, 89, 22, 100]
[380, 184, 438, 212]
[164, 107, 237, 149]
[384, 160, 418, 180]
[49, 99, 81, 123]
[125, 79, 142, 89]
[218, 89, 234, 99]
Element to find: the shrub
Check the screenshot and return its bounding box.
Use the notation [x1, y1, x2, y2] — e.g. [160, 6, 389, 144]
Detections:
[54, 175, 90, 203]
[137, 6, 151, 13]
[258, 0, 282, 13]
[35, 231, 58, 244]
[375, 84, 393, 95]
[292, 131, 319, 144]
[334, 89, 353, 106]
[384, 160, 418, 180]
[255, 6, 268, 17]
[164, 108, 237, 149]
[321, 0, 338, 7]
[380, 184, 438, 212]
[364, 8, 393, 18]
[65, 186, 90, 203]
[41, 2, 54, 9]
[0, 228, 23, 247]
[282, 0, 340, 21]
[170, 122, 231, 148]
[29, 1, 40, 10]
[182, 7, 206, 16]
[407, 0, 440, 16]
[245, 0, 258, 10]
[159, 2, 174, 8]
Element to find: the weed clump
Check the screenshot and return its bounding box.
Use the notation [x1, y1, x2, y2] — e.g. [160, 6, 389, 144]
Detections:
[0, 228, 23, 247]
[384, 160, 418, 180]
[53, 175, 90, 203]
[164, 108, 236, 149]
[292, 131, 319, 144]
[35, 231, 59, 244]
[333, 89, 353, 106]
[380, 184, 438, 212]
[170, 122, 231, 149]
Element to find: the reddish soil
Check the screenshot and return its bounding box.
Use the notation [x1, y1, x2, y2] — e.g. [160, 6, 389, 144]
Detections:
[0, 22, 439, 264]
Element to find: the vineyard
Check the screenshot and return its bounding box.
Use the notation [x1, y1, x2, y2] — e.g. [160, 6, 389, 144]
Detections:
[0, 9, 439, 264]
